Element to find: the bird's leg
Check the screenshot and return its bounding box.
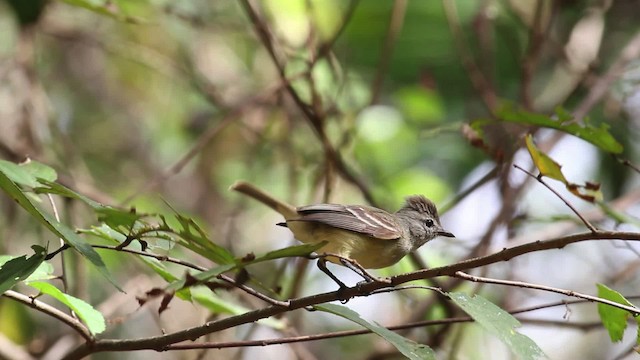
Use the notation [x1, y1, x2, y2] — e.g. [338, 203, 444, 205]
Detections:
[315, 257, 348, 291]
[338, 257, 391, 285]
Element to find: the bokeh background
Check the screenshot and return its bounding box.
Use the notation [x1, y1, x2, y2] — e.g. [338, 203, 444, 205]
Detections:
[1, 0, 640, 359]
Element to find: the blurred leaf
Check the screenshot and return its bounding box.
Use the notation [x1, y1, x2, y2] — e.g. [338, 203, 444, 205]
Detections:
[498, 103, 623, 153]
[449, 292, 546, 360]
[596, 284, 640, 343]
[315, 303, 435, 360]
[190, 287, 285, 329]
[394, 86, 444, 124]
[0, 246, 46, 293]
[27, 281, 106, 335]
[21, 160, 58, 183]
[60, 0, 144, 23]
[0, 170, 120, 291]
[389, 168, 451, 206]
[525, 134, 567, 182]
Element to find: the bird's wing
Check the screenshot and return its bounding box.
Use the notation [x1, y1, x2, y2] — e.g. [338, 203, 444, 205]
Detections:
[294, 204, 401, 240]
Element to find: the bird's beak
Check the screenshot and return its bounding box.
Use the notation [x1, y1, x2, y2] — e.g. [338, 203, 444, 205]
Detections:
[438, 230, 455, 237]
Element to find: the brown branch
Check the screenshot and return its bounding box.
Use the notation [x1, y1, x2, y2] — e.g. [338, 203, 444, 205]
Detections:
[63, 230, 640, 359]
[514, 164, 597, 233]
[3, 290, 93, 342]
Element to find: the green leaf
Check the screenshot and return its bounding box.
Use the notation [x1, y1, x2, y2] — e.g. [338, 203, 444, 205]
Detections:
[0, 246, 46, 293]
[27, 281, 106, 335]
[449, 292, 546, 360]
[21, 160, 57, 183]
[36, 180, 143, 230]
[596, 283, 640, 343]
[256, 242, 328, 262]
[174, 215, 235, 265]
[525, 134, 603, 203]
[0, 160, 57, 188]
[497, 103, 623, 154]
[0, 170, 120, 291]
[35, 179, 102, 208]
[525, 134, 567, 182]
[315, 303, 435, 360]
[0, 255, 55, 283]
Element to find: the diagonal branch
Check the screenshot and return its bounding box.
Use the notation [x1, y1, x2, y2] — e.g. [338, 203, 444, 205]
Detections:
[453, 271, 640, 315]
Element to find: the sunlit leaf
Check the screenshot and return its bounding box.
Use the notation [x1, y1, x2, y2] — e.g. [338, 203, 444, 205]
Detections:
[449, 292, 546, 360]
[525, 135, 567, 182]
[525, 134, 603, 203]
[315, 303, 435, 360]
[596, 284, 640, 343]
[27, 281, 106, 335]
[0, 246, 46, 293]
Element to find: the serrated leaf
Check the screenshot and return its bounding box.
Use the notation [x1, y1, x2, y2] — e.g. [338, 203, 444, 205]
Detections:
[315, 303, 435, 360]
[498, 103, 623, 153]
[0, 246, 46, 293]
[0, 171, 120, 291]
[596, 283, 640, 343]
[449, 292, 546, 360]
[525, 135, 567, 182]
[27, 281, 106, 335]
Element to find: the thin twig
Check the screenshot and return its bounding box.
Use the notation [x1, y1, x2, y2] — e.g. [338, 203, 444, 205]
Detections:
[514, 164, 597, 233]
[46, 194, 69, 293]
[3, 290, 93, 342]
[162, 295, 627, 350]
[453, 271, 640, 316]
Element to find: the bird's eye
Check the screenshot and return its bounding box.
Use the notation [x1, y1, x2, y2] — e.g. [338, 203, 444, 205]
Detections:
[425, 219, 434, 227]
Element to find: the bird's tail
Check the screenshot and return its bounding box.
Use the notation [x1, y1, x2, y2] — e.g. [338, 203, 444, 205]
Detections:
[229, 181, 298, 219]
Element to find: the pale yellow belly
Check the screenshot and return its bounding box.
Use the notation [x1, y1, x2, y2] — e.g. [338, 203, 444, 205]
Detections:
[287, 222, 409, 269]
